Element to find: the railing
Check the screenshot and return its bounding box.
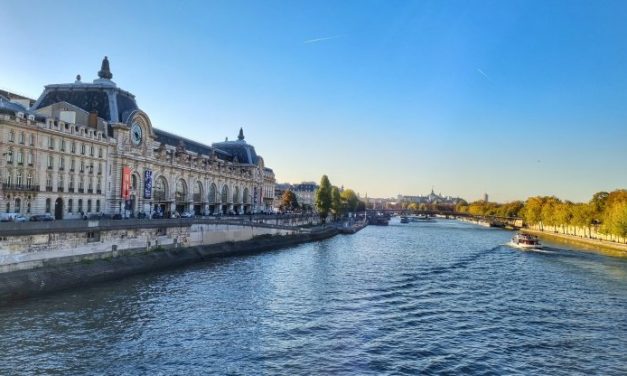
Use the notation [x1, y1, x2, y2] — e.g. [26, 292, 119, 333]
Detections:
[0, 214, 321, 237]
[2, 184, 39, 192]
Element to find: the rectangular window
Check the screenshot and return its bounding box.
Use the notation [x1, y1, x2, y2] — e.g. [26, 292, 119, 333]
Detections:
[71, 142, 76, 153]
[68, 199, 73, 213]
[98, 148, 103, 158]
[81, 144, 85, 155]
[29, 134, 34, 146]
[19, 132, 24, 144]
[61, 139, 66, 151]
[9, 131, 14, 143]
[90, 145, 94, 156]
[6, 150, 12, 163]
[80, 160, 84, 172]
[47, 155, 53, 169]
[48, 137, 54, 150]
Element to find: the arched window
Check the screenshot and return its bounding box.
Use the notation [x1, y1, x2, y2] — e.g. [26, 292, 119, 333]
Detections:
[154, 176, 168, 201]
[233, 186, 240, 204]
[193, 181, 202, 202]
[221, 185, 229, 204]
[131, 174, 138, 190]
[175, 179, 187, 203]
[243, 187, 250, 204]
[208, 183, 217, 203]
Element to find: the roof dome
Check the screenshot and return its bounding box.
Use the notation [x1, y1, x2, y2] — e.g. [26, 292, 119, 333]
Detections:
[31, 56, 139, 122]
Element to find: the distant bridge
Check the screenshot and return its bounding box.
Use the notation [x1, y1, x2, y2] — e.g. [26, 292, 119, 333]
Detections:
[365, 209, 523, 229]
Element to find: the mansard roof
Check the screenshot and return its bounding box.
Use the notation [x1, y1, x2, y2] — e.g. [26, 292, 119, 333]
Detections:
[211, 129, 260, 165]
[153, 128, 233, 161]
[31, 57, 139, 123]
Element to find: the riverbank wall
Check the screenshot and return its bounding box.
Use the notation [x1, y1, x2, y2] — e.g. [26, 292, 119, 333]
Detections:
[522, 228, 627, 257]
[0, 225, 338, 304]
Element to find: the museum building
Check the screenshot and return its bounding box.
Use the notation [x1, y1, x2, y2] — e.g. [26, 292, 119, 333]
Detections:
[0, 57, 275, 219]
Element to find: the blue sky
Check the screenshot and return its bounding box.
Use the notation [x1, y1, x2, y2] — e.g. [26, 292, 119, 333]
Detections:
[2, 0, 627, 202]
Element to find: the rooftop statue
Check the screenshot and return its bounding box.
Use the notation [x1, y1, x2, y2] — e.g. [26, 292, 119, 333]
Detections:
[98, 56, 113, 80]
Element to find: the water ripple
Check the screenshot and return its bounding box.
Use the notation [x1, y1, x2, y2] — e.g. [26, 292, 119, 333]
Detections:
[1, 220, 627, 375]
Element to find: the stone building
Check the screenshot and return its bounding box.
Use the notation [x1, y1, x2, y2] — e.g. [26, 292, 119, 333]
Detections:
[0, 57, 275, 219]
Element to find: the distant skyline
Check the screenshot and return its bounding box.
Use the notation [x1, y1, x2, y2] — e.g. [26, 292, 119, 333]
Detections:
[2, 0, 627, 202]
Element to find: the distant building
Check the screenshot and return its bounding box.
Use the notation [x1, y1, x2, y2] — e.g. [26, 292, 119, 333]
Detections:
[274, 181, 318, 209]
[398, 189, 465, 206]
[483, 193, 489, 202]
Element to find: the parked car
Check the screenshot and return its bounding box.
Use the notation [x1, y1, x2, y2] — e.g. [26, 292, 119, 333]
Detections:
[30, 214, 55, 221]
[180, 211, 194, 218]
[0, 213, 21, 222]
[14, 214, 29, 222]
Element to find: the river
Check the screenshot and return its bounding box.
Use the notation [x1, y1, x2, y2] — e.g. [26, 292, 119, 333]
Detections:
[1, 219, 626, 375]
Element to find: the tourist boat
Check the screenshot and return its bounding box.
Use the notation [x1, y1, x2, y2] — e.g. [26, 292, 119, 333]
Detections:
[510, 233, 542, 249]
[414, 214, 434, 222]
[400, 216, 409, 223]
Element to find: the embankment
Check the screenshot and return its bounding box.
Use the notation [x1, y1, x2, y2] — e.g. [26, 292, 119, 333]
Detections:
[523, 228, 627, 257]
[0, 227, 337, 305]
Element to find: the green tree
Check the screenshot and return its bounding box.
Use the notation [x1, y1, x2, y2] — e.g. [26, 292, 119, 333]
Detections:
[331, 186, 342, 221]
[315, 175, 332, 223]
[340, 189, 360, 213]
[602, 202, 627, 238]
[523, 196, 545, 227]
[280, 190, 299, 212]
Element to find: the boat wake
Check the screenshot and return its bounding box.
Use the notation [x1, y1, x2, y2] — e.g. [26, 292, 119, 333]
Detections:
[504, 241, 555, 254]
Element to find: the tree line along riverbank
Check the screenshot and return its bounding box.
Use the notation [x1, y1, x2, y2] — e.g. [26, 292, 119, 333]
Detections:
[456, 190, 627, 246]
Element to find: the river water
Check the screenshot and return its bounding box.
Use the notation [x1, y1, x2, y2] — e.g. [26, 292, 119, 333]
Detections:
[1, 220, 626, 375]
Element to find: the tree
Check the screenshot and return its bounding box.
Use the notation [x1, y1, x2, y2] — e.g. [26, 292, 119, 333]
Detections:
[602, 202, 627, 238]
[331, 186, 342, 220]
[523, 196, 545, 227]
[340, 189, 360, 213]
[315, 175, 332, 223]
[280, 190, 299, 212]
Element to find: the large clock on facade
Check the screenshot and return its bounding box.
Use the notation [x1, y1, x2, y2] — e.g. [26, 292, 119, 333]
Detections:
[131, 123, 143, 145]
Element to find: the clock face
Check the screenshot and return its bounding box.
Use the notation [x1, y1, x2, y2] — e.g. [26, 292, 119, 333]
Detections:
[131, 123, 143, 145]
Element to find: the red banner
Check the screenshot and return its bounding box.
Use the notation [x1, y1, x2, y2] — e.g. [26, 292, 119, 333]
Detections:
[121, 166, 131, 199]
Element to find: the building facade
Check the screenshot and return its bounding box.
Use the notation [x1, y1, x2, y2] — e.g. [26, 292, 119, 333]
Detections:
[0, 57, 275, 219]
